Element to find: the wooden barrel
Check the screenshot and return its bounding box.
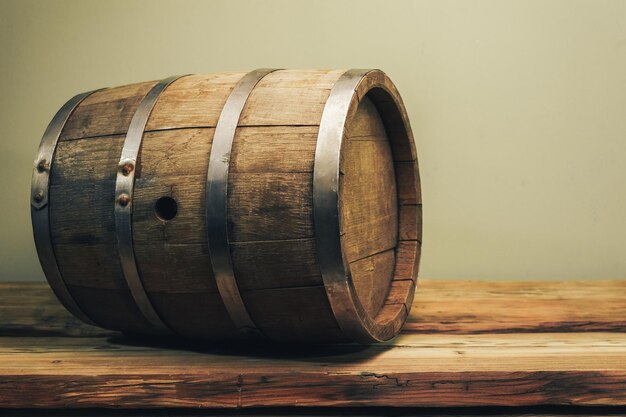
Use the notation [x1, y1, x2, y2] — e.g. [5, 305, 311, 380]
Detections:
[30, 69, 422, 343]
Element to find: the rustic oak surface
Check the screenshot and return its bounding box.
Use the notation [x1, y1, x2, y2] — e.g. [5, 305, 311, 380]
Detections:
[0, 280, 625, 410]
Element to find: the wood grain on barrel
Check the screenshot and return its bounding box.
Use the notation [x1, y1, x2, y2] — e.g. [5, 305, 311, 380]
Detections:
[60, 81, 158, 140]
[227, 70, 344, 341]
[50, 131, 151, 332]
[1, 280, 626, 409]
[239, 70, 344, 126]
[341, 96, 398, 317]
[230, 126, 318, 173]
[45, 69, 421, 342]
[146, 72, 246, 130]
[131, 126, 228, 339]
[50, 74, 245, 336]
[231, 238, 322, 290]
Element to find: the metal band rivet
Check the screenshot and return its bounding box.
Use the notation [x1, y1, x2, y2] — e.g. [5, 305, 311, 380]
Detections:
[114, 75, 185, 335]
[31, 89, 102, 326]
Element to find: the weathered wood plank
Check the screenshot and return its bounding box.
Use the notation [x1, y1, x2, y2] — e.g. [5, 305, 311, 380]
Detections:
[227, 172, 314, 242]
[60, 74, 244, 141]
[146, 290, 237, 341]
[406, 280, 626, 334]
[66, 285, 152, 334]
[145, 72, 244, 130]
[0, 409, 622, 417]
[231, 238, 323, 290]
[230, 126, 318, 173]
[1, 333, 626, 407]
[3, 281, 626, 338]
[54, 243, 124, 288]
[50, 135, 122, 246]
[239, 70, 343, 126]
[240, 286, 343, 343]
[134, 243, 215, 293]
[2, 281, 626, 407]
[60, 81, 157, 140]
[0, 283, 114, 337]
[4, 333, 626, 372]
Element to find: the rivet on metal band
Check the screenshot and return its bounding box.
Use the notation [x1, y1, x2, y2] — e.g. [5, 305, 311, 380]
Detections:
[31, 90, 101, 326]
[206, 68, 280, 337]
[313, 69, 377, 343]
[114, 75, 184, 335]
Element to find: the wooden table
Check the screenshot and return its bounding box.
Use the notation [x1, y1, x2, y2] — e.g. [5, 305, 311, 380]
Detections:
[1, 280, 625, 416]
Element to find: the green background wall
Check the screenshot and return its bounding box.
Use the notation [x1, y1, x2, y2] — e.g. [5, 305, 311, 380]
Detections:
[1, 0, 625, 282]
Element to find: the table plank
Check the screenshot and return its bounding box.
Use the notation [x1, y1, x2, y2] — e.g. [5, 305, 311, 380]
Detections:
[4, 409, 626, 417]
[408, 280, 626, 334]
[0, 280, 625, 409]
[2, 280, 625, 338]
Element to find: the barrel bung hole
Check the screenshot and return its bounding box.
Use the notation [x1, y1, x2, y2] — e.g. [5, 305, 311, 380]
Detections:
[154, 196, 178, 221]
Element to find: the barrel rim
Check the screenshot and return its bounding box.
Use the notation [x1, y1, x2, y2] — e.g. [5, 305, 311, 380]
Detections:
[314, 69, 422, 343]
[30, 89, 102, 327]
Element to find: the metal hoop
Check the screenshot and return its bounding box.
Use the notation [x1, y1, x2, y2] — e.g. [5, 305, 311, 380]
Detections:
[206, 68, 280, 337]
[313, 69, 378, 343]
[114, 75, 184, 335]
[31, 90, 100, 326]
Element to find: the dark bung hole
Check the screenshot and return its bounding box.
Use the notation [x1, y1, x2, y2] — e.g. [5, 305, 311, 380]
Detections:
[154, 196, 178, 221]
